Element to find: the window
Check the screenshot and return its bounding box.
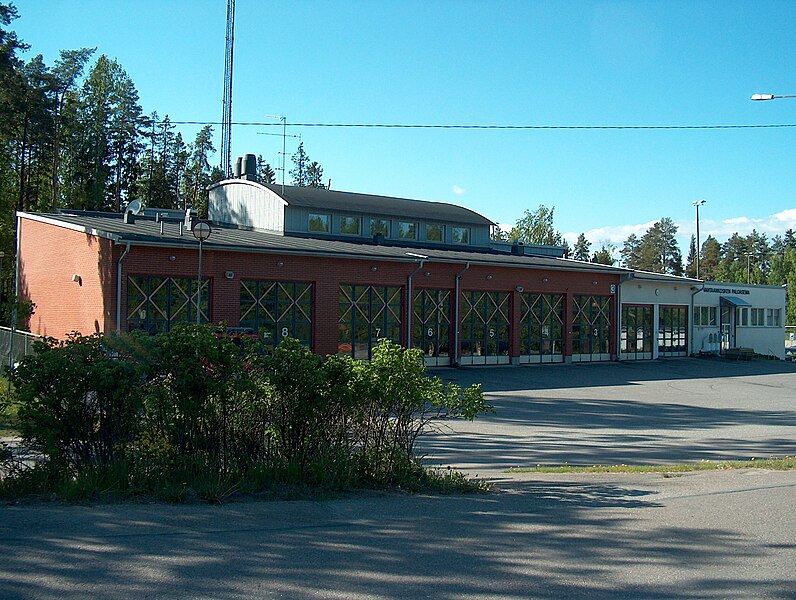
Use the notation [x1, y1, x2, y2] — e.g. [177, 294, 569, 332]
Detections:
[426, 224, 444, 242]
[308, 213, 330, 233]
[370, 218, 389, 237]
[339, 215, 361, 235]
[751, 308, 765, 327]
[765, 308, 781, 327]
[737, 307, 748, 326]
[398, 221, 417, 239]
[694, 306, 717, 327]
[452, 226, 470, 244]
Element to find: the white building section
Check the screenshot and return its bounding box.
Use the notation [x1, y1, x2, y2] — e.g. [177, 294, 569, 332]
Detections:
[208, 179, 287, 234]
[619, 272, 700, 360]
[693, 282, 786, 359]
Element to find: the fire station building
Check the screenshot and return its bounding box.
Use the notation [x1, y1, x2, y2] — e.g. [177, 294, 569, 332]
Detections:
[15, 178, 787, 364]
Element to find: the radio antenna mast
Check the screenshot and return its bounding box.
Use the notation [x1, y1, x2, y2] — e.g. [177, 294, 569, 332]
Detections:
[221, 0, 235, 177]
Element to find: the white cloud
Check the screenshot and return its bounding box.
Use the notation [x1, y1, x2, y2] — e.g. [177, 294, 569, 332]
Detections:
[563, 220, 657, 248]
[774, 208, 796, 221]
[452, 185, 465, 196]
[722, 216, 752, 225]
[571, 208, 796, 257]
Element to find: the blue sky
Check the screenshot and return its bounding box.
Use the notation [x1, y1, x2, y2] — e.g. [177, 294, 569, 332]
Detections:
[13, 0, 796, 252]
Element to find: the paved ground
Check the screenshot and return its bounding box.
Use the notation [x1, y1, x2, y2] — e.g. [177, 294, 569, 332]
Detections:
[2, 357, 796, 599]
[423, 357, 796, 477]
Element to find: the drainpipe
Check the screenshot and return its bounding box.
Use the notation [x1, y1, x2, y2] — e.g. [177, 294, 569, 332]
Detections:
[406, 259, 425, 348]
[116, 243, 131, 332]
[453, 262, 470, 366]
[690, 282, 705, 356]
[9, 213, 21, 373]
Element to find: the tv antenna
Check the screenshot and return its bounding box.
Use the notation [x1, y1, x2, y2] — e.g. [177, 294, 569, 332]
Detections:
[266, 115, 289, 195]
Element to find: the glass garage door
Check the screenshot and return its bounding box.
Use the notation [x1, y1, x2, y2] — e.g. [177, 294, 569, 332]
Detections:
[412, 289, 452, 366]
[459, 290, 510, 365]
[572, 295, 612, 362]
[127, 275, 210, 333]
[338, 285, 402, 360]
[519, 293, 564, 363]
[621, 304, 653, 360]
[239, 280, 313, 349]
[659, 305, 688, 357]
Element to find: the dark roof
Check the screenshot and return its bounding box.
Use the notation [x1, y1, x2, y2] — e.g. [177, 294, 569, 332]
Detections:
[630, 270, 702, 284]
[261, 183, 494, 226]
[22, 211, 629, 275]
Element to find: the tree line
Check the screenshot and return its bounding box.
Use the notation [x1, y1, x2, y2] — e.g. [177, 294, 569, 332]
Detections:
[496, 206, 796, 324]
[0, 3, 327, 327]
[1, 4, 793, 327]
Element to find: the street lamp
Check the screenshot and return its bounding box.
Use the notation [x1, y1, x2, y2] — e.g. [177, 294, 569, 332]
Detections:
[692, 199, 706, 279]
[751, 93, 796, 101]
[192, 220, 212, 324]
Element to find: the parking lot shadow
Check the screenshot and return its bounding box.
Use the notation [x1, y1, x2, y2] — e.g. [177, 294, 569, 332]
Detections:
[430, 356, 796, 393]
[2, 480, 793, 600]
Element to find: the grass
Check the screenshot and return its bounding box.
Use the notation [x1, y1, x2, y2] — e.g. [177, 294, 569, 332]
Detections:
[507, 457, 796, 474]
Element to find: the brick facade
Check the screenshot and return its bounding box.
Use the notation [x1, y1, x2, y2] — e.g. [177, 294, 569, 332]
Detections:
[20, 216, 622, 363]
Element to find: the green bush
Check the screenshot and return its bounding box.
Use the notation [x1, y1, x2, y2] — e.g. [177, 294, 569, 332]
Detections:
[10, 333, 148, 473]
[2, 330, 490, 502]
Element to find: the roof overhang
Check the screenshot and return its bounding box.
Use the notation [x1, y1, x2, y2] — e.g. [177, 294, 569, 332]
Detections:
[720, 295, 752, 307]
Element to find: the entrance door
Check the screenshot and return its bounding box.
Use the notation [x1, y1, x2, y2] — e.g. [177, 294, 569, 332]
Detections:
[720, 305, 733, 350]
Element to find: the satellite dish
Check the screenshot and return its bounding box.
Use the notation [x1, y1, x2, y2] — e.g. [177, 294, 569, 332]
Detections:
[126, 199, 142, 215]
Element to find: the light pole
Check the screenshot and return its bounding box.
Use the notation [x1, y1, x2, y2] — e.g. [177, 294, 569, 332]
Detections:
[751, 93, 796, 101]
[192, 220, 212, 324]
[692, 199, 706, 279]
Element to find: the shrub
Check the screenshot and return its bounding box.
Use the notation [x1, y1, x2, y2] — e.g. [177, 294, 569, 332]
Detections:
[137, 324, 251, 473]
[2, 330, 490, 502]
[10, 333, 148, 474]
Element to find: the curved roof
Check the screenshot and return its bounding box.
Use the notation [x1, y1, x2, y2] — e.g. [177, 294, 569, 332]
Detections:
[262, 183, 495, 226]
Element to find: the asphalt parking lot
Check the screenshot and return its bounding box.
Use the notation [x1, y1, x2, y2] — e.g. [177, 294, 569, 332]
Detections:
[2, 356, 796, 599]
[422, 356, 796, 478]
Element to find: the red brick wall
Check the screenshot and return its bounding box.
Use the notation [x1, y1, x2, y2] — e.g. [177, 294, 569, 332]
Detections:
[21, 217, 622, 360]
[19, 218, 118, 338]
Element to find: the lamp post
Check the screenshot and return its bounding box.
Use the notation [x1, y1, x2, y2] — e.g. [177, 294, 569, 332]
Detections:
[751, 93, 796, 101]
[192, 220, 212, 324]
[692, 200, 706, 279]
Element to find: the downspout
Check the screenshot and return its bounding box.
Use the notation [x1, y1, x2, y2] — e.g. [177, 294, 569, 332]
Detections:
[453, 262, 470, 366]
[690, 282, 705, 356]
[406, 259, 425, 348]
[116, 243, 131, 333]
[9, 213, 21, 372]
